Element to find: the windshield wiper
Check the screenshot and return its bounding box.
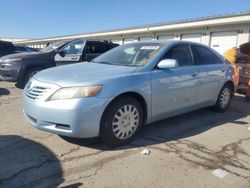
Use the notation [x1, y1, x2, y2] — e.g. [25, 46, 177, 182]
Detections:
[124, 64, 140, 67]
[92, 61, 114, 65]
[92, 61, 139, 67]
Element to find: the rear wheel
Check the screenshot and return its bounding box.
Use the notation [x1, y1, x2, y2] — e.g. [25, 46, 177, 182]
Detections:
[100, 97, 144, 147]
[213, 84, 233, 112]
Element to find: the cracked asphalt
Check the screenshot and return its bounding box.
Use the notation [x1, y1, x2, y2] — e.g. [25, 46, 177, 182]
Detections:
[0, 81, 250, 188]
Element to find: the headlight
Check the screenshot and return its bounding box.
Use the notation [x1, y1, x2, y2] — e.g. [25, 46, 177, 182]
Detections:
[49, 85, 103, 100]
[3, 58, 23, 63]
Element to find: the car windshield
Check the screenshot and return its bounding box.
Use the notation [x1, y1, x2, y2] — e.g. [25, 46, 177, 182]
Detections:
[41, 41, 68, 52]
[92, 42, 164, 67]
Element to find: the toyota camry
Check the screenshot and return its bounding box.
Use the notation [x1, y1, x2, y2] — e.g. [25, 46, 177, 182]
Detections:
[23, 41, 236, 146]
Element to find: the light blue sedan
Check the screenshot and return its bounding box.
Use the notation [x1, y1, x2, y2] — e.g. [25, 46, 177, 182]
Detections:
[23, 41, 236, 146]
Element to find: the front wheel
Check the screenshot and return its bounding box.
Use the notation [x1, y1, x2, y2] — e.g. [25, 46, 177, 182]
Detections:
[213, 84, 233, 112]
[100, 97, 144, 147]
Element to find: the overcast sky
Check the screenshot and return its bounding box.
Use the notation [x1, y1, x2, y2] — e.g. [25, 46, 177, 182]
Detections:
[0, 0, 250, 39]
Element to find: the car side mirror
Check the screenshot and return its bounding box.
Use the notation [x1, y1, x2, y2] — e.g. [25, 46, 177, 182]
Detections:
[157, 59, 178, 69]
[59, 50, 66, 57]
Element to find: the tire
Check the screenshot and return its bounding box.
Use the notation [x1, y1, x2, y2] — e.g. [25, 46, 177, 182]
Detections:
[100, 96, 144, 147]
[18, 67, 43, 88]
[213, 84, 233, 112]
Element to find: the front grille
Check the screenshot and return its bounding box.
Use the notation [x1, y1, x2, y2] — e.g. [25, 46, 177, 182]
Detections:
[25, 86, 50, 100]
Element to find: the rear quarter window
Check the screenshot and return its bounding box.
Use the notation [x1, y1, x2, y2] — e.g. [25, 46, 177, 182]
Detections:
[105, 44, 116, 51]
[192, 45, 223, 65]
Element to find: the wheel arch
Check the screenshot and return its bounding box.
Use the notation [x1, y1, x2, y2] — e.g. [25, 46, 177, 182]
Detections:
[17, 64, 46, 88]
[18, 64, 45, 81]
[100, 91, 148, 133]
[223, 80, 235, 94]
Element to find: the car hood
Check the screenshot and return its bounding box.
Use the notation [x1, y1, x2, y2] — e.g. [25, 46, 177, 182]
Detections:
[0, 51, 49, 61]
[34, 62, 138, 87]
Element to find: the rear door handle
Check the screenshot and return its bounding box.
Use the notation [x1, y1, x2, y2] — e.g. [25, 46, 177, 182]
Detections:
[220, 69, 226, 73]
[191, 73, 198, 77]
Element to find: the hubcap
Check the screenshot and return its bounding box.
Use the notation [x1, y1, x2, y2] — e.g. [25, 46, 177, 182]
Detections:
[220, 88, 231, 108]
[112, 104, 139, 140]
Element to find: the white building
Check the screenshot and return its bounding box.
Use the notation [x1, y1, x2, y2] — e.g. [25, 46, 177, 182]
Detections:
[14, 11, 250, 54]
[0, 38, 29, 42]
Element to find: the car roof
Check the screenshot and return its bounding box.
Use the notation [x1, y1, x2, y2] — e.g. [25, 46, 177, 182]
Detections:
[86, 39, 117, 44]
[67, 38, 112, 43]
[129, 40, 212, 50]
[62, 38, 117, 45]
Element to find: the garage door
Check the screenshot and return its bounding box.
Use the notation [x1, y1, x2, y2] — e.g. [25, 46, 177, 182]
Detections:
[181, 33, 201, 43]
[157, 35, 174, 41]
[210, 31, 238, 55]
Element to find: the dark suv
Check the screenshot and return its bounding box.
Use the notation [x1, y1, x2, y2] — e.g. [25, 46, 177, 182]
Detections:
[0, 39, 118, 87]
[0, 40, 17, 58]
[15, 45, 38, 53]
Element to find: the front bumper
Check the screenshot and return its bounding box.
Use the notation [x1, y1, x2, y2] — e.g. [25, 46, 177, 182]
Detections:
[0, 62, 21, 81]
[23, 79, 112, 138]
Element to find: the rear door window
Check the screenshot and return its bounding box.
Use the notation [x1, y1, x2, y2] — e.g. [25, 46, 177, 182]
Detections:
[86, 42, 107, 54]
[15, 46, 27, 52]
[162, 44, 193, 66]
[192, 45, 223, 65]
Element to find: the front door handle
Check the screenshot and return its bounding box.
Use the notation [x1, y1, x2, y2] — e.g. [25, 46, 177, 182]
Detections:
[70, 57, 79, 61]
[191, 73, 198, 77]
